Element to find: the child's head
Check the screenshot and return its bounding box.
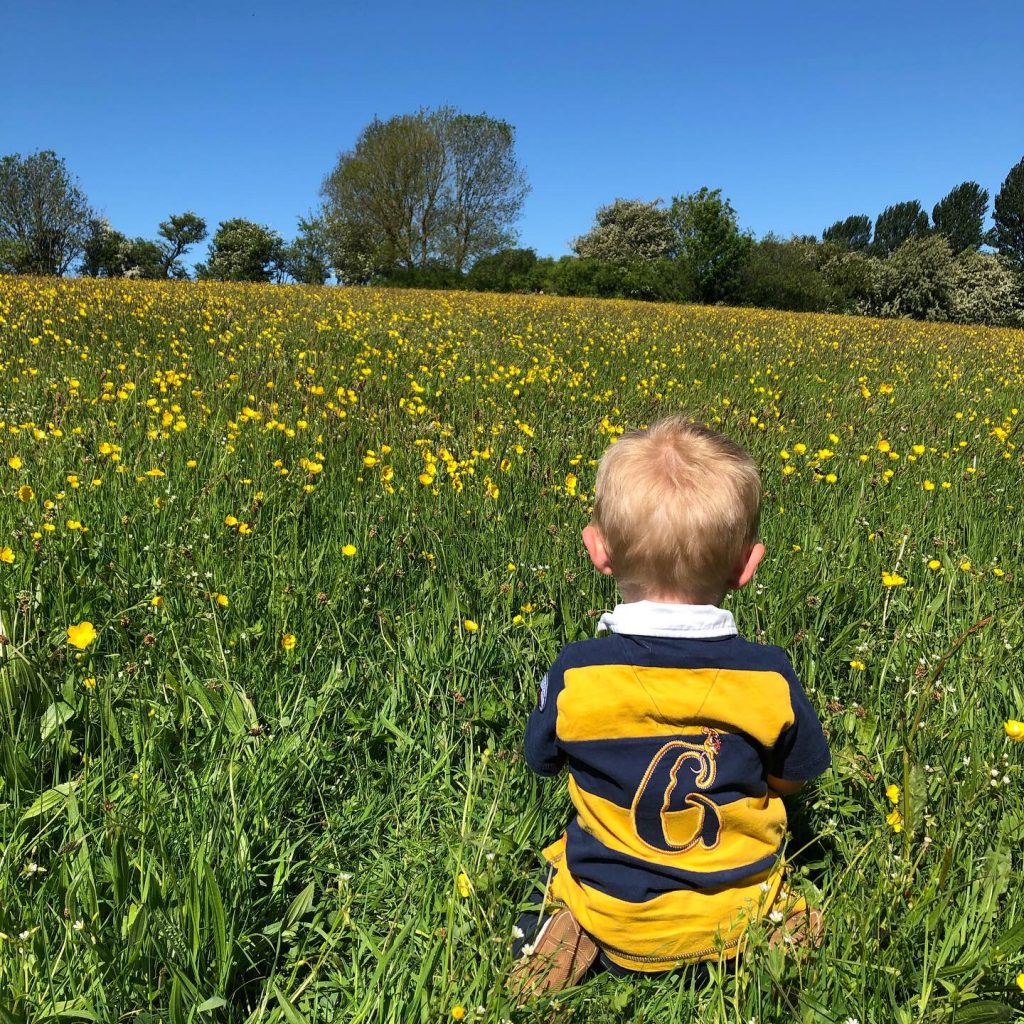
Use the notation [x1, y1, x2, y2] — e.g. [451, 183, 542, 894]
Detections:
[583, 414, 764, 604]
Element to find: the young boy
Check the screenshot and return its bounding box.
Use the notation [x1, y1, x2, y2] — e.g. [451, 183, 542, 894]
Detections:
[509, 415, 831, 1000]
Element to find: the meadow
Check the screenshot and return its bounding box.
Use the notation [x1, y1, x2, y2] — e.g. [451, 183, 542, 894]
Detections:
[0, 277, 1022, 1023]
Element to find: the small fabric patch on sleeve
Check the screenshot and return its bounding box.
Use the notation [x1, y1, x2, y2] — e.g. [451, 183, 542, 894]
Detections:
[538, 674, 549, 711]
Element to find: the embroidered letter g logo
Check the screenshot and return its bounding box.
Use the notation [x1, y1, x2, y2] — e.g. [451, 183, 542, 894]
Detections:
[630, 728, 722, 854]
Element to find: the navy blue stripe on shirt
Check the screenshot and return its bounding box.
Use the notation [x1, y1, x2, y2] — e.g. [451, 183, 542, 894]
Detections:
[564, 819, 781, 903]
[563, 734, 769, 808]
[557, 633, 794, 675]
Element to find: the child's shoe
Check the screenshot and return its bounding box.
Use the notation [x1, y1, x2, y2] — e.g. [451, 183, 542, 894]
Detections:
[507, 908, 599, 1004]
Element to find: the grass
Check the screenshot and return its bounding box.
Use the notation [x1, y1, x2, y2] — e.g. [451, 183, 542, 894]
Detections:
[0, 277, 1022, 1022]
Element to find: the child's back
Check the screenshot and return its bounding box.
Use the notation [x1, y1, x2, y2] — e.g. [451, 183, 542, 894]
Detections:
[510, 416, 830, 1000]
[525, 604, 830, 971]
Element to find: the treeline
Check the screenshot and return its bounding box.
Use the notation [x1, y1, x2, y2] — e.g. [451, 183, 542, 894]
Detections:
[2, 109, 1023, 327]
[385, 176, 1024, 328]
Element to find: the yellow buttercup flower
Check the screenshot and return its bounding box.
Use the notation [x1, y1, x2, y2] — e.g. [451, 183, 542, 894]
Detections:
[151, 595, 164, 608]
[17, 484, 34, 502]
[462, 619, 479, 633]
[881, 571, 906, 588]
[67, 621, 97, 649]
[1005, 720, 1024, 741]
[342, 544, 357, 557]
[457, 872, 472, 898]
[8, 456, 22, 470]
[0, 547, 14, 564]
[928, 559, 941, 570]
[281, 633, 296, 651]
[886, 784, 900, 804]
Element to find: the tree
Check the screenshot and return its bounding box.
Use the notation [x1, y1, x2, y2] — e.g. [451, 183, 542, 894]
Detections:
[283, 216, 332, 285]
[822, 215, 872, 251]
[931, 182, 988, 254]
[872, 200, 929, 258]
[157, 212, 206, 278]
[572, 198, 676, 264]
[81, 218, 129, 277]
[0, 150, 92, 275]
[80, 219, 166, 279]
[993, 156, 1024, 271]
[669, 188, 752, 303]
[196, 219, 285, 282]
[121, 239, 165, 279]
[436, 110, 529, 272]
[321, 107, 529, 281]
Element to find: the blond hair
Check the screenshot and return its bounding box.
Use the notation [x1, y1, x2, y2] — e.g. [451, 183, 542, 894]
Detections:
[592, 415, 761, 602]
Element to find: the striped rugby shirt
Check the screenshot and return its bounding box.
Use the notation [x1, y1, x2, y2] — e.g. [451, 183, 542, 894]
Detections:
[524, 601, 831, 971]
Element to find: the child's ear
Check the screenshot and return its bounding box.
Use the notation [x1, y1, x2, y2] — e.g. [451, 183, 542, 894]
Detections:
[582, 523, 615, 576]
[733, 542, 766, 589]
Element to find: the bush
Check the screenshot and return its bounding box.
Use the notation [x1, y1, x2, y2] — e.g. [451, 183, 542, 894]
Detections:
[536, 256, 693, 303]
[465, 248, 538, 292]
[821, 249, 879, 314]
[376, 262, 465, 290]
[617, 258, 694, 302]
[541, 257, 625, 298]
[948, 251, 1024, 327]
[869, 235, 955, 321]
[734, 236, 833, 312]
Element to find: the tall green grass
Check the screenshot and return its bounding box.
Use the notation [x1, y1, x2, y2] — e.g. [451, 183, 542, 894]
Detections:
[0, 278, 1022, 1022]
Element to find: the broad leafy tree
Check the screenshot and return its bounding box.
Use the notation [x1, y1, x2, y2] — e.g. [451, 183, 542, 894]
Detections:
[822, 215, 872, 251]
[81, 218, 130, 277]
[283, 216, 332, 285]
[993, 156, 1024, 270]
[872, 200, 929, 258]
[669, 188, 752, 303]
[0, 150, 92, 275]
[321, 107, 529, 282]
[196, 219, 285, 282]
[572, 199, 676, 263]
[932, 182, 988, 254]
[438, 110, 529, 272]
[157, 212, 207, 278]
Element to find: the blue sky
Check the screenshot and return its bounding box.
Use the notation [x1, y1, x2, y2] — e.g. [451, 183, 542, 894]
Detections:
[3, 1, 1022, 266]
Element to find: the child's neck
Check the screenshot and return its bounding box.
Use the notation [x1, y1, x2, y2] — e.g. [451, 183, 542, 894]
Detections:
[619, 585, 724, 607]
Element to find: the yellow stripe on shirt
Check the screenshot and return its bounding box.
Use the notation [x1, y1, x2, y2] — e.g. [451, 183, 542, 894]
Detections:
[543, 832, 786, 970]
[556, 663, 795, 748]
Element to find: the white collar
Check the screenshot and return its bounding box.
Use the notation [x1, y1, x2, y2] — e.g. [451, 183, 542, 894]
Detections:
[596, 600, 737, 639]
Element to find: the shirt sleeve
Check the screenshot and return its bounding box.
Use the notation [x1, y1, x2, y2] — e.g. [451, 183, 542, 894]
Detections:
[523, 655, 566, 776]
[763, 651, 832, 782]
